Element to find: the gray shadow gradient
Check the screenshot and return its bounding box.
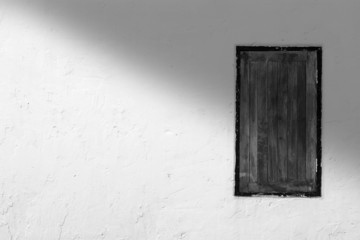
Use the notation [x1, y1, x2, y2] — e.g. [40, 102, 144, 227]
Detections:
[7, 0, 238, 118]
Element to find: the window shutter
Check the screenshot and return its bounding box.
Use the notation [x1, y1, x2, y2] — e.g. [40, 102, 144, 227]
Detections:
[236, 47, 321, 196]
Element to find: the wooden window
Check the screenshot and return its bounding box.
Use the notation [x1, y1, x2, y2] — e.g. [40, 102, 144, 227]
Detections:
[235, 46, 321, 197]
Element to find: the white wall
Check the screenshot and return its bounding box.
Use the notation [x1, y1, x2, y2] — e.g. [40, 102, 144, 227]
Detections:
[0, 0, 360, 239]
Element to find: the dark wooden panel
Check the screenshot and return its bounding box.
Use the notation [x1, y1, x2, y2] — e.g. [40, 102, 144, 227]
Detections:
[247, 51, 307, 62]
[267, 61, 279, 183]
[297, 62, 307, 181]
[239, 57, 250, 191]
[249, 62, 261, 184]
[306, 52, 318, 185]
[236, 47, 321, 196]
[257, 61, 269, 185]
[277, 61, 289, 182]
[287, 62, 298, 181]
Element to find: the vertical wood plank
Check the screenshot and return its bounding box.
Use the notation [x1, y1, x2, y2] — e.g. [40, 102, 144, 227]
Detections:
[239, 56, 250, 191]
[257, 61, 269, 185]
[268, 61, 279, 183]
[306, 52, 317, 185]
[277, 61, 288, 182]
[249, 62, 259, 184]
[297, 62, 307, 181]
[288, 62, 298, 181]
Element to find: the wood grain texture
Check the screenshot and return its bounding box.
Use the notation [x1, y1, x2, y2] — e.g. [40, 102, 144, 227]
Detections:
[306, 52, 317, 185]
[277, 61, 288, 182]
[237, 48, 320, 195]
[257, 61, 269, 185]
[267, 61, 279, 183]
[297, 62, 307, 181]
[247, 52, 307, 62]
[249, 62, 261, 184]
[287, 62, 298, 181]
[239, 56, 250, 191]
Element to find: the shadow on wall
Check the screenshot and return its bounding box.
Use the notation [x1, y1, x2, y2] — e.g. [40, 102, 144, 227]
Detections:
[6, 0, 360, 181]
[6, 0, 239, 116]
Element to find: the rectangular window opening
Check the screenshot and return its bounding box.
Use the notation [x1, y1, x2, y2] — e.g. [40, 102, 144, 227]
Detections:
[235, 46, 322, 197]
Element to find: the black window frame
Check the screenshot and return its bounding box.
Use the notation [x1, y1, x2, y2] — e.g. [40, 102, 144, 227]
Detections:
[235, 46, 322, 197]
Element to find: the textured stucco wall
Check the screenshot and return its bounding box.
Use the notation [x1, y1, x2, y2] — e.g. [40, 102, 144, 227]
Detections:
[0, 0, 360, 239]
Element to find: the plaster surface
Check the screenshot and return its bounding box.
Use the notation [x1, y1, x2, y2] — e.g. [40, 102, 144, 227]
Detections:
[0, 0, 360, 239]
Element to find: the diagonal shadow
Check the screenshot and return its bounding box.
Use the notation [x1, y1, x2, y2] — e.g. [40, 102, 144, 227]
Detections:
[7, 0, 238, 117]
